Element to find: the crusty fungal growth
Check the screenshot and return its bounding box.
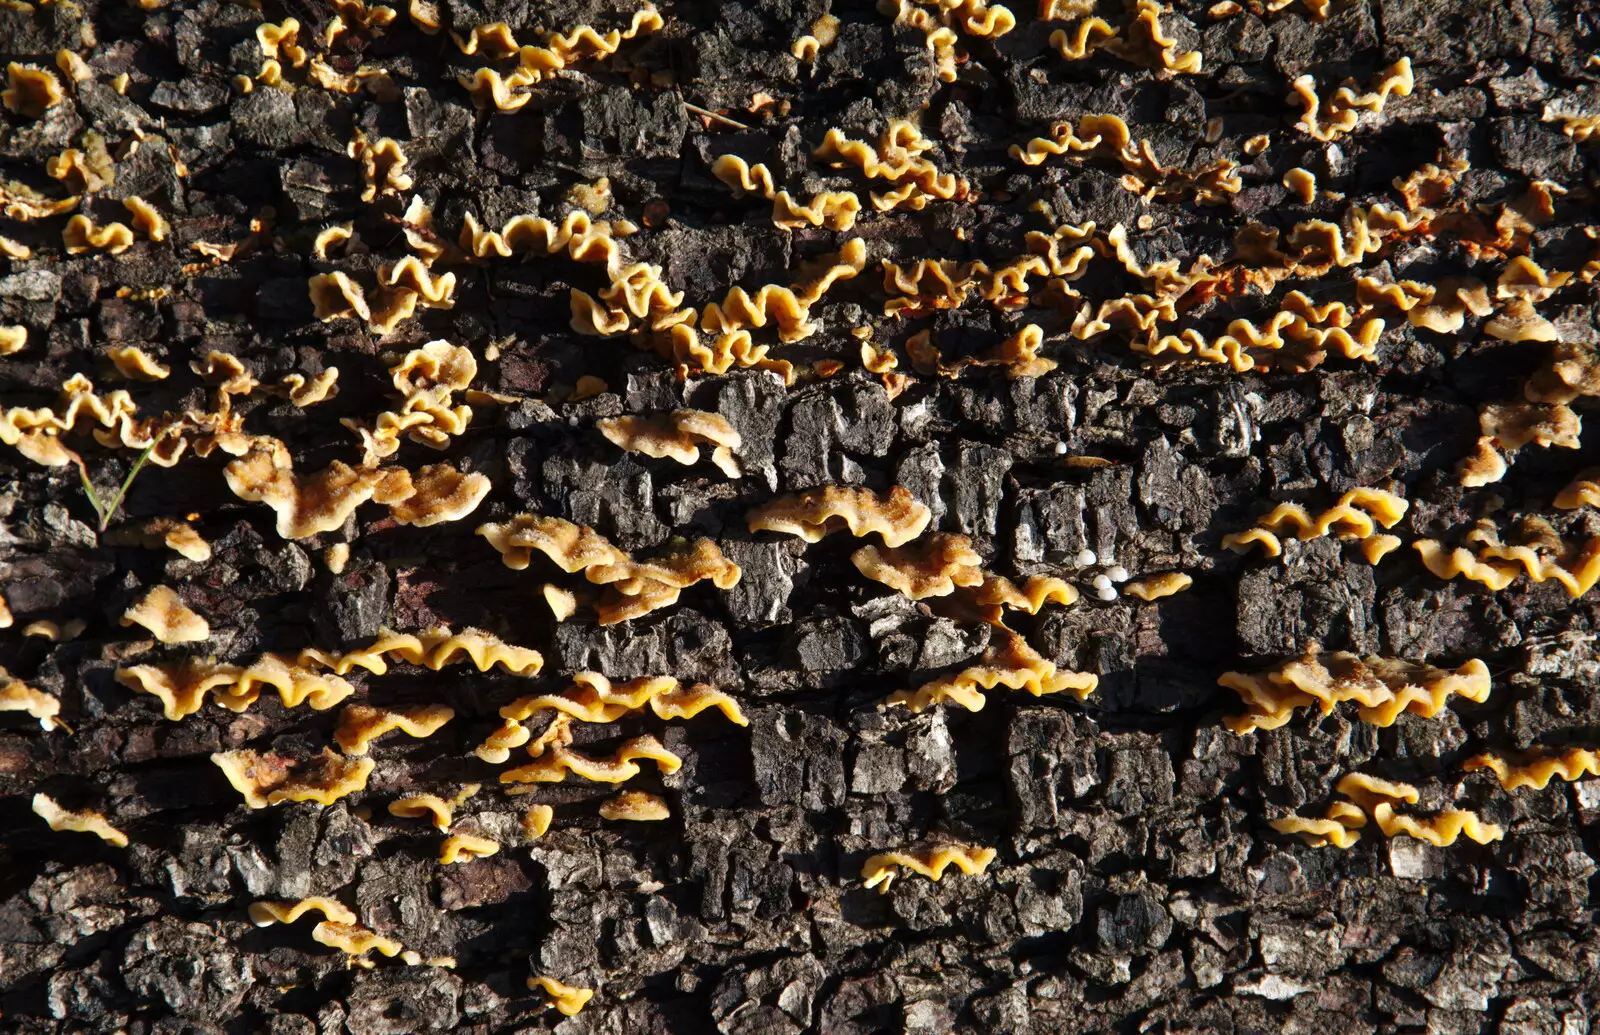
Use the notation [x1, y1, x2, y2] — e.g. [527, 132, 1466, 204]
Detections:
[344, 341, 477, 462]
[32, 794, 129, 847]
[478, 515, 627, 572]
[107, 346, 171, 381]
[248, 898, 358, 927]
[438, 833, 500, 864]
[47, 133, 115, 194]
[851, 533, 985, 599]
[122, 197, 169, 241]
[710, 154, 862, 231]
[886, 632, 1098, 712]
[211, 748, 374, 809]
[1273, 772, 1502, 849]
[1, 667, 64, 730]
[529, 976, 594, 1017]
[1556, 469, 1600, 511]
[543, 584, 579, 621]
[120, 585, 210, 644]
[960, 574, 1080, 624]
[748, 485, 932, 547]
[386, 464, 491, 526]
[1124, 572, 1193, 601]
[223, 446, 415, 539]
[1464, 747, 1600, 791]
[1010, 115, 1240, 205]
[389, 794, 458, 830]
[861, 844, 997, 892]
[333, 703, 455, 755]
[0, 325, 24, 355]
[1268, 814, 1363, 849]
[1218, 646, 1491, 734]
[813, 122, 969, 208]
[598, 790, 671, 821]
[2, 62, 64, 117]
[278, 370, 341, 407]
[597, 409, 744, 476]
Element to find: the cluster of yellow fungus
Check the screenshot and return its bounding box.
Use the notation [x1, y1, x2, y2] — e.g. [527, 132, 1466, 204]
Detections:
[710, 154, 862, 231]
[597, 409, 743, 476]
[887, 632, 1097, 712]
[212, 748, 375, 809]
[1416, 517, 1600, 598]
[1, 668, 65, 730]
[1011, 114, 1238, 204]
[902, 326, 1058, 379]
[813, 121, 969, 209]
[1464, 747, 1600, 791]
[861, 843, 997, 892]
[1048, 0, 1201, 74]
[119, 585, 210, 644]
[1272, 773, 1503, 849]
[343, 341, 479, 463]
[1219, 646, 1491, 734]
[32, 794, 129, 847]
[748, 485, 932, 547]
[1290, 59, 1415, 142]
[309, 259, 456, 335]
[478, 514, 742, 624]
[451, 6, 663, 111]
[460, 210, 631, 271]
[334, 703, 456, 755]
[1221, 487, 1408, 560]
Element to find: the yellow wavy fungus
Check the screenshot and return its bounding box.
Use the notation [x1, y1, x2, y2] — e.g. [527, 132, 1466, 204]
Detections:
[106, 346, 170, 381]
[249, 897, 357, 927]
[500, 673, 746, 726]
[522, 805, 554, 839]
[1291, 58, 1414, 142]
[347, 130, 412, 202]
[1218, 646, 1491, 734]
[961, 574, 1079, 625]
[388, 794, 456, 830]
[1268, 815, 1362, 849]
[710, 155, 862, 231]
[458, 211, 626, 271]
[1359, 534, 1404, 564]
[120, 585, 210, 643]
[223, 447, 415, 539]
[530, 976, 594, 1017]
[1050, 0, 1199, 73]
[47, 133, 115, 194]
[748, 485, 932, 547]
[1, 667, 64, 730]
[1426, 517, 1600, 599]
[597, 409, 742, 476]
[2, 62, 64, 118]
[122, 196, 169, 241]
[32, 794, 128, 847]
[887, 632, 1097, 712]
[278, 370, 340, 407]
[599, 789, 670, 821]
[1464, 747, 1600, 792]
[904, 326, 1057, 379]
[852, 533, 985, 600]
[479, 514, 630, 572]
[117, 654, 355, 719]
[334, 703, 455, 755]
[861, 844, 996, 892]
[813, 121, 969, 204]
[55, 48, 92, 83]
[439, 833, 500, 864]
[63, 215, 134, 255]
[342, 340, 476, 462]
[1221, 487, 1408, 555]
[301, 626, 544, 678]
[312, 921, 406, 959]
[1370, 804, 1504, 847]
[1123, 572, 1193, 601]
[256, 19, 307, 66]
[0, 325, 23, 355]
[1010, 114, 1239, 204]
[212, 748, 374, 809]
[1458, 401, 1580, 487]
[1555, 468, 1600, 511]
[387, 464, 491, 528]
[501, 734, 683, 785]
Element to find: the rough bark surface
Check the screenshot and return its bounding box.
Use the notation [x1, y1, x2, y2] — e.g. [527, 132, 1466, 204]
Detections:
[2, 0, 1600, 1033]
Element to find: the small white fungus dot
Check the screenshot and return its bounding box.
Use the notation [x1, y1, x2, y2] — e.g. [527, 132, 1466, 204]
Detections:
[1092, 574, 1112, 590]
[1076, 549, 1097, 566]
[1054, 441, 1068, 455]
[1108, 565, 1129, 582]
[1096, 586, 1118, 602]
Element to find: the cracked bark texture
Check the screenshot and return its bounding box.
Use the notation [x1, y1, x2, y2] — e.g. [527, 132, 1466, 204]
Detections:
[3, 0, 1600, 1033]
